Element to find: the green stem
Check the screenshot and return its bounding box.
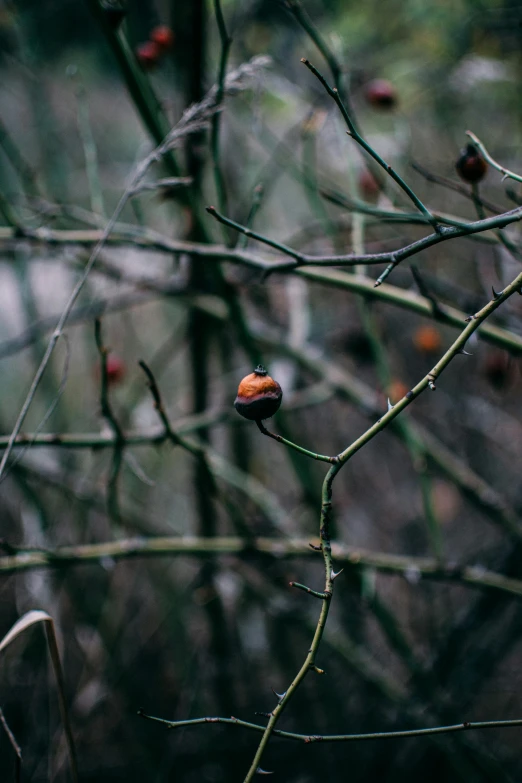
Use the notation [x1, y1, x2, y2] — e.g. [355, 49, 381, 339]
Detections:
[467, 130, 522, 184]
[256, 420, 337, 464]
[242, 462, 340, 780]
[139, 710, 522, 743]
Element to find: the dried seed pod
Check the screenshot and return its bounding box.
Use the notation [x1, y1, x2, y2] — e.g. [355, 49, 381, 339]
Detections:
[234, 365, 282, 421]
[150, 24, 174, 51]
[455, 143, 487, 184]
[364, 79, 397, 109]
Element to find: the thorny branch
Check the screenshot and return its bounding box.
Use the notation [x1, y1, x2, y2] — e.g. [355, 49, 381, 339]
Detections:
[138, 708, 522, 744]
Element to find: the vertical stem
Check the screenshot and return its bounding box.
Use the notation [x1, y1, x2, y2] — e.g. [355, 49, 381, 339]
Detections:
[242, 462, 340, 781]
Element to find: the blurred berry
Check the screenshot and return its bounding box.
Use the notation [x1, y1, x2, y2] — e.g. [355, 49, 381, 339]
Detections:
[483, 351, 515, 390]
[364, 79, 397, 109]
[136, 41, 160, 70]
[106, 354, 126, 385]
[456, 144, 487, 184]
[150, 25, 174, 51]
[413, 325, 442, 354]
[358, 169, 381, 201]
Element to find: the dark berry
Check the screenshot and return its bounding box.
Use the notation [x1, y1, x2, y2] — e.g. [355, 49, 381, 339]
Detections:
[456, 144, 487, 184]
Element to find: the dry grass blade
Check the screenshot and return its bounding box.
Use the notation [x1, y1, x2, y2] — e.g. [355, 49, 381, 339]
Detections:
[0, 611, 79, 783]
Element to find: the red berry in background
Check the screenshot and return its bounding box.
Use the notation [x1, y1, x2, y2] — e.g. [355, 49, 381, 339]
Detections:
[150, 25, 174, 52]
[413, 325, 442, 355]
[106, 354, 126, 386]
[483, 351, 515, 390]
[136, 41, 160, 70]
[234, 365, 282, 421]
[358, 169, 381, 201]
[455, 144, 487, 184]
[364, 79, 397, 110]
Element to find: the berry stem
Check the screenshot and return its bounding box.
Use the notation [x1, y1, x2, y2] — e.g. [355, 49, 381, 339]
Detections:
[256, 420, 338, 464]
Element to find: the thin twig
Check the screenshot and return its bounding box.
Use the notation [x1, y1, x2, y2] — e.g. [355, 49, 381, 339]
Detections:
[467, 131, 522, 185]
[411, 161, 503, 214]
[138, 708, 522, 743]
[205, 202, 522, 284]
[211, 0, 232, 224]
[94, 318, 125, 521]
[301, 58, 440, 233]
[256, 420, 338, 464]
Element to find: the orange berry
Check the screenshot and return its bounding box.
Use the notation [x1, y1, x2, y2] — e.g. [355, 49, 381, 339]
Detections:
[150, 24, 174, 51]
[106, 354, 126, 385]
[234, 365, 282, 421]
[413, 325, 442, 355]
[455, 144, 487, 184]
[136, 41, 160, 70]
[364, 79, 397, 109]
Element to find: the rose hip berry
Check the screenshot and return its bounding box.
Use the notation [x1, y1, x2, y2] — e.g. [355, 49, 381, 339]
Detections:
[455, 144, 487, 184]
[364, 79, 397, 109]
[106, 354, 126, 385]
[136, 41, 161, 70]
[150, 25, 174, 51]
[234, 366, 282, 422]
